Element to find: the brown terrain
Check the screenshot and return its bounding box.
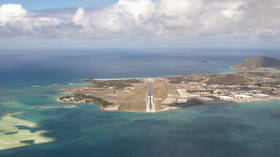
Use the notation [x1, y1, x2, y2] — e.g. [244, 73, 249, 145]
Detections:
[234, 56, 280, 69]
[206, 74, 250, 85]
[58, 56, 280, 113]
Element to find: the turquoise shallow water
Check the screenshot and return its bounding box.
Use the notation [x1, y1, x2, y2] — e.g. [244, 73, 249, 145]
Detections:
[1, 100, 280, 157]
[1, 81, 280, 157]
[1, 50, 280, 156]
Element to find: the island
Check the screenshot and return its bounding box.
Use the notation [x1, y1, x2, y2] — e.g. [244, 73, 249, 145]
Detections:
[58, 56, 280, 113]
[202, 60, 216, 64]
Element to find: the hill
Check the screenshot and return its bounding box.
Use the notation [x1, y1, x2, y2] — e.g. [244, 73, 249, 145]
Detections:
[234, 56, 280, 69]
[207, 74, 250, 85]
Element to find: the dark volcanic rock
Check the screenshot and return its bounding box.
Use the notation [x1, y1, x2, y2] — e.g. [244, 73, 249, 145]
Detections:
[235, 56, 280, 69]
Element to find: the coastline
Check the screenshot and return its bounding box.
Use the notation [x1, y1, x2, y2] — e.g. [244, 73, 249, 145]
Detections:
[58, 66, 280, 113]
[92, 70, 235, 81]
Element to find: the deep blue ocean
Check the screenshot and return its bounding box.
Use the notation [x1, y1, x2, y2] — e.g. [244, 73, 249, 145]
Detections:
[0, 48, 280, 157]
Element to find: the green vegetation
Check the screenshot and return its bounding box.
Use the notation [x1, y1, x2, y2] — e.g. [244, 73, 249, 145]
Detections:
[61, 93, 113, 106]
[207, 74, 224, 77]
[87, 79, 140, 89]
[168, 98, 204, 107]
[207, 74, 250, 85]
[168, 77, 204, 84]
[238, 72, 266, 77]
[256, 83, 263, 88]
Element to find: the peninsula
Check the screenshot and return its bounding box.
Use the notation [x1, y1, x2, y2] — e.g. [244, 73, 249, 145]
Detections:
[58, 56, 280, 113]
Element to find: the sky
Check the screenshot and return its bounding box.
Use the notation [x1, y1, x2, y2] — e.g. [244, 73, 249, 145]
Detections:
[0, 0, 119, 10]
[0, 0, 279, 49]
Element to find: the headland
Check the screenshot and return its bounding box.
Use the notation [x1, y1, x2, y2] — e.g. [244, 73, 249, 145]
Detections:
[58, 56, 280, 113]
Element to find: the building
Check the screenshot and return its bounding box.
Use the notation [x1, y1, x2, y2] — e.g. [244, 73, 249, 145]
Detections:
[233, 94, 252, 99]
[219, 96, 233, 101]
[252, 94, 269, 98]
[198, 97, 215, 102]
[176, 98, 188, 104]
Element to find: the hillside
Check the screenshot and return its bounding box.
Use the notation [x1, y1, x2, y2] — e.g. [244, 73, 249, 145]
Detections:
[207, 74, 250, 85]
[234, 56, 280, 69]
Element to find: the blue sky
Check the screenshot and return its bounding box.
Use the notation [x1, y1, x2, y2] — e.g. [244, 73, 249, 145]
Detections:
[0, 0, 159, 10]
[0, 0, 118, 10]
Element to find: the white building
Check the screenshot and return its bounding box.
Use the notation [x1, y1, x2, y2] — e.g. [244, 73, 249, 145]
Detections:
[219, 96, 233, 101]
[253, 94, 269, 98]
[198, 97, 214, 102]
[234, 94, 252, 99]
[176, 98, 188, 104]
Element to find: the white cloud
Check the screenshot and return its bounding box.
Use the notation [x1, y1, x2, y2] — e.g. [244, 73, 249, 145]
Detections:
[0, 3, 63, 37]
[0, 4, 27, 25]
[0, 0, 279, 41]
[72, 0, 157, 36]
[158, 0, 203, 28]
[70, 0, 247, 38]
[221, 1, 244, 19]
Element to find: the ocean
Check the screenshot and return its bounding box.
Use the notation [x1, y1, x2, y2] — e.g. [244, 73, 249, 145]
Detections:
[0, 48, 280, 157]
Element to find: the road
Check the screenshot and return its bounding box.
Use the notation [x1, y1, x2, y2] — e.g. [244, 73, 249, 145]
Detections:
[146, 79, 156, 113]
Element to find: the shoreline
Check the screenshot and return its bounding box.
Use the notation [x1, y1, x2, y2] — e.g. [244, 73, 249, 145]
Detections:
[92, 70, 236, 81]
[58, 67, 280, 113]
